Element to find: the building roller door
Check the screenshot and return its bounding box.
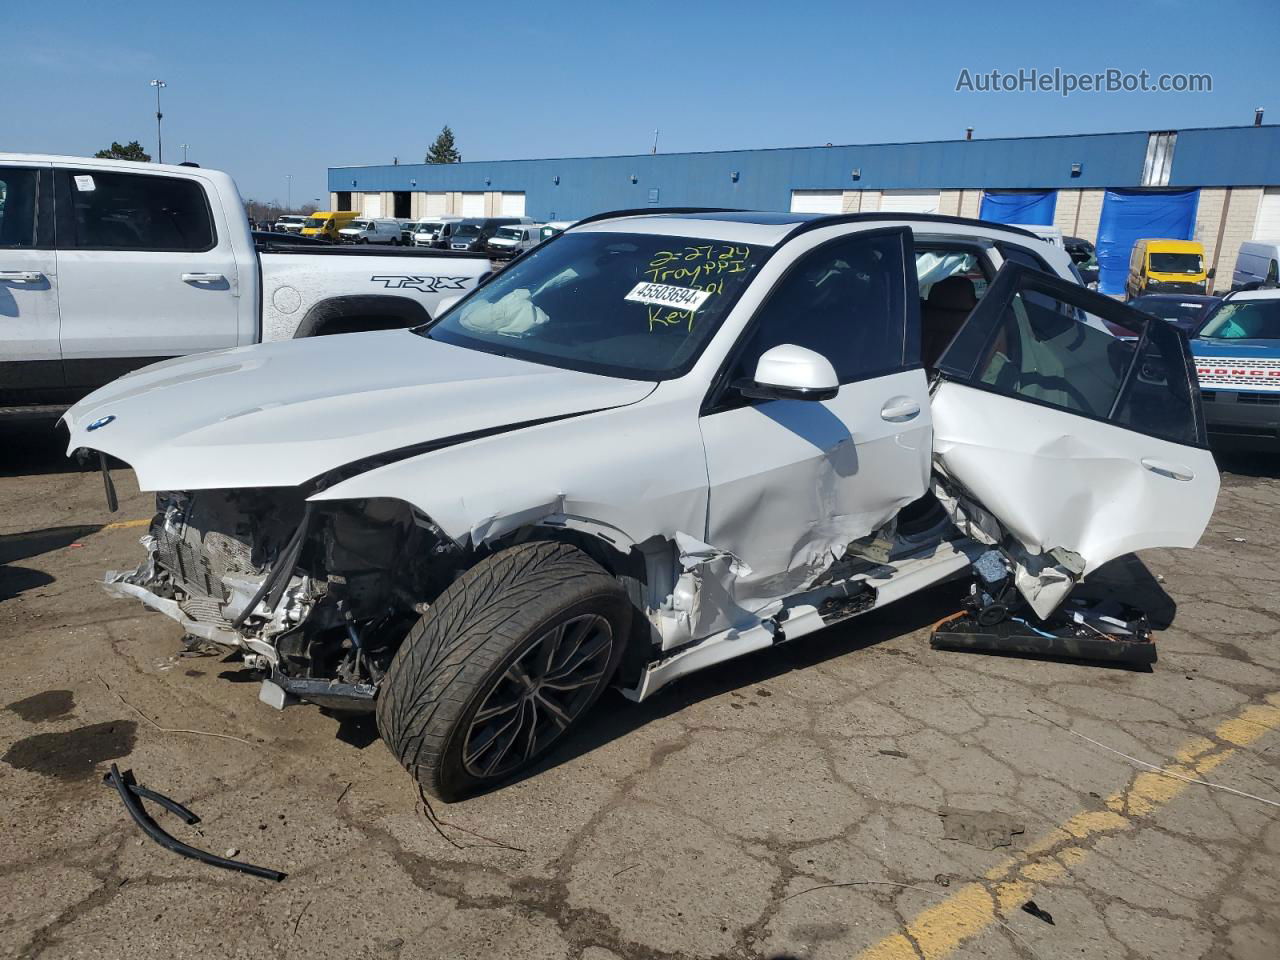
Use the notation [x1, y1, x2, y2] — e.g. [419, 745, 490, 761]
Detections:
[360, 193, 383, 217]
[790, 190, 842, 214]
[424, 192, 447, 216]
[461, 192, 485, 217]
[499, 192, 526, 217]
[1255, 188, 1280, 242]
[879, 190, 940, 214]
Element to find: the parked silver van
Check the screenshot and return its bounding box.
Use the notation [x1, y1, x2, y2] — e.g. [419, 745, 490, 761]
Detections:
[1233, 241, 1280, 290]
[411, 217, 464, 248]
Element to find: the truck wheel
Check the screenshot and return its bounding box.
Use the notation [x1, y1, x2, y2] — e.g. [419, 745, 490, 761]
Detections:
[377, 541, 631, 801]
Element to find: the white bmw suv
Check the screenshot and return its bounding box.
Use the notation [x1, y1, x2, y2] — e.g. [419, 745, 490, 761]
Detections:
[65, 209, 1219, 800]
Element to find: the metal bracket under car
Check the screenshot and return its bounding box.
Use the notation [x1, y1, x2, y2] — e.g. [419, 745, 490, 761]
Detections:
[259, 666, 377, 713]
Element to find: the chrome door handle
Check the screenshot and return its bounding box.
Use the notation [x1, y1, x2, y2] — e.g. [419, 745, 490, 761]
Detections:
[181, 272, 225, 283]
[880, 397, 921, 422]
[0, 271, 44, 282]
[1141, 457, 1194, 481]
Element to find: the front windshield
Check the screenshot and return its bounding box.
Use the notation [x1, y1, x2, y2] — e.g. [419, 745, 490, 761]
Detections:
[347, 220, 370, 231]
[453, 223, 483, 239]
[303, 217, 326, 229]
[416, 222, 440, 234]
[422, 231, 766, 379]
[1199, 300, 1280, 341]
[494, 227, 522, 241]
[1150, 252, 1203, 274]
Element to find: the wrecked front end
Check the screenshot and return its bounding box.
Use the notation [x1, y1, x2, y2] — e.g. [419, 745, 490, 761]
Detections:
[108, 489, 464, 711]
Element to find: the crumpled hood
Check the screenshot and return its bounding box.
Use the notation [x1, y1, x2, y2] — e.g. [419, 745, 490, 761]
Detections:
[64, 330, 655, 491]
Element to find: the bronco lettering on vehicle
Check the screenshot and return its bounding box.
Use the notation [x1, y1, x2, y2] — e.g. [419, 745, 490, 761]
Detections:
[370, 275, 472, 293]
[1195, 357, 1280, 391]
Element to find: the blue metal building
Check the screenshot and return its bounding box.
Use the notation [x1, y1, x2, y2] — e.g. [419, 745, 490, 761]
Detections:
[329, 124, 1280, 294]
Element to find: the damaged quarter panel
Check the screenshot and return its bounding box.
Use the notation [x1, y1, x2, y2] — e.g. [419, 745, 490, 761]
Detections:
[308, 380, 709, 571]
[931, 385, 1217, 567]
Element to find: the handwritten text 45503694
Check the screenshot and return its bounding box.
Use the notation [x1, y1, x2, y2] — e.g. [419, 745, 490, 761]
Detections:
[640, 245, 752, 332]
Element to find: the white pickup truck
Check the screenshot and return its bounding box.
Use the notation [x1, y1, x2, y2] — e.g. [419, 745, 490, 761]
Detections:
[0, 154, 491, 417]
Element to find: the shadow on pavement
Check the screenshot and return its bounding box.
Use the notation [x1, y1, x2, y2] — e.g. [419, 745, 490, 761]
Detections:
[0, 524, 103, 565]
[516, 551, 1177, 792]
[1211, 439, 1280, 479]
[0, 418, 83, 479]
[0, 564, 56, 602]
[514, 578, 971, 792]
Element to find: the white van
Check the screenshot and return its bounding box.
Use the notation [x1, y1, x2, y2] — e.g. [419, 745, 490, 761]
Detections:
[337, 218, 402, 245]
[411, 216, 464, 248]
[485, 223, 543, 259]
[1233, 241, 1280, 290]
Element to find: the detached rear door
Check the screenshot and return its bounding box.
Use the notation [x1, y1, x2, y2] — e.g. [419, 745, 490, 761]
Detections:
[931, 262, 1219, 616]
[54, 167, 241, 392]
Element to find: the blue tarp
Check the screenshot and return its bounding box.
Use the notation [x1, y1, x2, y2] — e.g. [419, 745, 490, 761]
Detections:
[1095, 189, 1200, 295]
[979, 190, 1057, 226]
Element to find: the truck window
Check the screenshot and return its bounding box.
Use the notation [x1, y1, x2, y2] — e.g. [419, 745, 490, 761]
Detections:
[60, 170, 216, 252]
[0, 168, 37, 247]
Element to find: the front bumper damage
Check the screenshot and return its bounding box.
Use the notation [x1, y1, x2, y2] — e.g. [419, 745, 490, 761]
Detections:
[106, 489, 461, 712]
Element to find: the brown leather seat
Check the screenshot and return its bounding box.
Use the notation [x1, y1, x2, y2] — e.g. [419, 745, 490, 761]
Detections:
[921, 275, 977, 370]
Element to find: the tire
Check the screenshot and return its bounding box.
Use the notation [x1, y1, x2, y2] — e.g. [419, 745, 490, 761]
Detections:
[377, 541, 631, 801]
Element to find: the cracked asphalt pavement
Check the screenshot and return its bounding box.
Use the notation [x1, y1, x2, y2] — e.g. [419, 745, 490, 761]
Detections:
[2, 421, 1279, 960]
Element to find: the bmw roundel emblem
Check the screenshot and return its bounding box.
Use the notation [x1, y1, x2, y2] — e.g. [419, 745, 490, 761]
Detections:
[87, 415, 116, 431]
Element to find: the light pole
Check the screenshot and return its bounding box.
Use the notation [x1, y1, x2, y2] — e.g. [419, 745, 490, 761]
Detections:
[179, 143, 190, 162]
[149, 79, 166, 162]
[285, 174, 293, 211]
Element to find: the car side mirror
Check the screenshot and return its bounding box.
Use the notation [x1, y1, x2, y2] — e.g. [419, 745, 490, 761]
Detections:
[734, 344, 839, 402]
[1207, 267, 1216, 280]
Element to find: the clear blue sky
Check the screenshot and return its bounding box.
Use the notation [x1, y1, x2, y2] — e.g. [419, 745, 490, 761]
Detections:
[6, 0, 1276, 206]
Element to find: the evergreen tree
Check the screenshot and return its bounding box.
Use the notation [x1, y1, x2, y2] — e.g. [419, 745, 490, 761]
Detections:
[425, 125, 461, 164]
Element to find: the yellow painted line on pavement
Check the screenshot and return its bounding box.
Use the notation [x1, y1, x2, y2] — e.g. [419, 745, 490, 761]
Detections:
[103, 518, 150, 531]
[854, 693, 1280, 960]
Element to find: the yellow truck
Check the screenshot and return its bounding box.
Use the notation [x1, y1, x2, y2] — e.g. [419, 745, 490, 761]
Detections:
[300, 210, 360, 240]
[1127, 238, 1212, 297]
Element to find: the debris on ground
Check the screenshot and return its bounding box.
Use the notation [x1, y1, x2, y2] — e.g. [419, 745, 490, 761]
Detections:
[931, 552, 1157, 665]
[104, 764, 286, 881]
[1021, 900, 1055, 925]
[939, 807, 1025, 850]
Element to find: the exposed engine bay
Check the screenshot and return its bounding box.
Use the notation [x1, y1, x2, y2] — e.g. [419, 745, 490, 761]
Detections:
[106, 490, 465, 711]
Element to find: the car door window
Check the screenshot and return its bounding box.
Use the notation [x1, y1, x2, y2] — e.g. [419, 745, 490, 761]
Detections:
[938, 262, 1204, 446]
[59, 170, 216, 251]
[725, 229, 912, 392]
[0, 168, 37, 248]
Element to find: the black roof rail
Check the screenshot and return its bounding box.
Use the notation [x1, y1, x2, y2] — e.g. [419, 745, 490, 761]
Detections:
[571, 206, 745, 229]
[783, 212, 1044, 241]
